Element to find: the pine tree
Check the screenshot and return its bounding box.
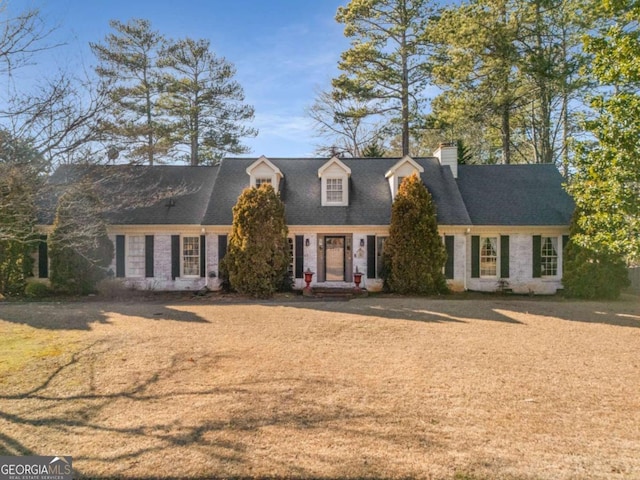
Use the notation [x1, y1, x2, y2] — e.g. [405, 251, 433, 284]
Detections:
[158, 38, 256, 165]
[333, 0, 435, 156]
[91, 18, 168, 165]
[222, 184, 290, 298]
[382, 173, 447, 294]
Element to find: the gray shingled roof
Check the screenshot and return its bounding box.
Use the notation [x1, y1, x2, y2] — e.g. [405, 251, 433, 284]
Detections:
[42, 165, 218, 225]
[201, 157, 471, 226]
[40, 159, 573, 228]
[457, 164, 574, 225]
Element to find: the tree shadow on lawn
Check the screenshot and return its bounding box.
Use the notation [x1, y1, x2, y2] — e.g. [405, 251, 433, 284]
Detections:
[0, 340, 442, 479]
[0, 301, 209, 331]
[275, 294, 640, 329]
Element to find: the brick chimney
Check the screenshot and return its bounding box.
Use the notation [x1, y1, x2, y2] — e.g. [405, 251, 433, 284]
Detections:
[434, 142, 458, 178]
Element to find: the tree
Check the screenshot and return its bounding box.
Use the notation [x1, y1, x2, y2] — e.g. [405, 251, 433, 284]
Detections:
[222, 184, 290, 298]
[382, 173, 447, 294]
[563, 211, 630, 299]
[362, 142, 386, 157]
[49, 182, 114, 294]
[429, 0, 591, 166]
[429, 0, 523, 164]
[158, 38, 256, 165]
[307, 89, 387, 157]
[0, 130, 44, 295]
[333, 0, 435, 156]
[568, 0, 640, 262]
[91, 18, 168, 165]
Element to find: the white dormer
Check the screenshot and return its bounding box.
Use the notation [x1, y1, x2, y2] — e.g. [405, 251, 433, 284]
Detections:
[385, 156, 424, 199]
[246, 156, 283, 190]
[318, 156, 351, 206]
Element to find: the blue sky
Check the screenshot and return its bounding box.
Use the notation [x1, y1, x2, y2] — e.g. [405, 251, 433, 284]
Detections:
[29, 0, 351, 158]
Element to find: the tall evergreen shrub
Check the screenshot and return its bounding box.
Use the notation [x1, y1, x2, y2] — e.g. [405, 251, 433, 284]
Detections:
[382, 173, 448, 294]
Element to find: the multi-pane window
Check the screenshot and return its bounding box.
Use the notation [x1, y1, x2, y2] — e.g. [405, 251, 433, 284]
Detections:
[326, 178, 343, 202]
[541, 236, 558, 276]
[480, 237, 498, 277]
[182, 236, 200, 276]
[255, 177, 272, 187]
[127, 235, 145, 277]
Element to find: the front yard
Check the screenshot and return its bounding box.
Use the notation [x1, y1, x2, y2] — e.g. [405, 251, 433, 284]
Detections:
[0, 295, 639, 479]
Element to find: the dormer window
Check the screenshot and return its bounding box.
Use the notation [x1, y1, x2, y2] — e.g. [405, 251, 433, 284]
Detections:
[255, 177, 272, 187]
[326, 178, 343, 202]
[318, 156, 351, 206]
[385, 156, 424, 199]
[246, 156, 282, 191]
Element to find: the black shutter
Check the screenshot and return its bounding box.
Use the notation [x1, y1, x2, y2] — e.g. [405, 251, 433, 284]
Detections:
[38, 235, 48, 278]
[366, 235, 376, 278]
[532, 235, 542, 278]
[145, 235, 154, 278]
[500, 235, 510, 278]
[218, 235, 227, 262]
[200, 235, 206, 278]
[471, 235, 480, 278]
[444, 235, 455, 279]
[116, 235, 125, 278]
[171, 235, 180, 280]
[295, 235, 304, 278]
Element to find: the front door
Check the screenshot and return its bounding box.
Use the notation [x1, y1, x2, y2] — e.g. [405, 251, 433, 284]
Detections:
[325, 236, 345, 281]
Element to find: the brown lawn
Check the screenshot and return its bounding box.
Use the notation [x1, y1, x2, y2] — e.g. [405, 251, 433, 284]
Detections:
[0, 294, 639, 479]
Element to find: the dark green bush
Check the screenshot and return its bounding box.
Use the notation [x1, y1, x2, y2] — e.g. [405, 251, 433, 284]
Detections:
[563, 211, 630, 299]
[222, 184, 290, 298]
[382, 173, 448, 295]
[24, 281, 51, 298]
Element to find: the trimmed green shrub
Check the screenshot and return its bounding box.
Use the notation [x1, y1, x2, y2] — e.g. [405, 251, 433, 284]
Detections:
[24, 281, 51, 298]
[382, 173, 448, 295]
[563, 212, 629, 299]
[222, 184, 291, 298]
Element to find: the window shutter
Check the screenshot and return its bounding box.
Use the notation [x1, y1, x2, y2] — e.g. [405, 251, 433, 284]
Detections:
[171, 235, 180, 280]
[532, 235, 542, 278]
[471, 236, 480, 278]
[444, 235, 455, 279]
[145, 235, 154, 278]
[200, 235, 206, 278]
[366, 235, 376, 278]
[500, 235, 510, 278]
[295, 236, 304, 278]
[218, 235, 227, 263]
[116, 235, 125, 278]
[562, 235, 569, 251]
[38, 235, 48, 278]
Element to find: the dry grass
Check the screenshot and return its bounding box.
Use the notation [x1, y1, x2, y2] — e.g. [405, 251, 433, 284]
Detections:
[0, 294, 639, 479]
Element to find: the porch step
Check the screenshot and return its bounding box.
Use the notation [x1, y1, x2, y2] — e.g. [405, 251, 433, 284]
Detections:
[304, 287, 367, 300]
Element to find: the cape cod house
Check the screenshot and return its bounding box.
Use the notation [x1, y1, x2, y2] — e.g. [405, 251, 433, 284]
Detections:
[36, 144, 575, 294]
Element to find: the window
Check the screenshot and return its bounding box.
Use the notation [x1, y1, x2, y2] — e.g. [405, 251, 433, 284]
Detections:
[326, 178, 343, 203]
[541, 236, 558, 276]
[480, 237, 497, 277]
[127, 235, 145, 277]
[182, 236, 200, 276]
[255, 177, 272, 187]
[376, 236, 387, 278]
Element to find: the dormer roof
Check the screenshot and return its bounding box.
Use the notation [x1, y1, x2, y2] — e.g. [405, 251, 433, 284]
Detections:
[318, 156, 351, 178]
[385, 155, 424, 178]
[246, 155, 282, 177]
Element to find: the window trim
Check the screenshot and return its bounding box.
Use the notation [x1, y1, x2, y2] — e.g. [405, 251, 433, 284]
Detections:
[540, 236, 559, 278]
[321, 175, 348, 206]
[126, 235, 146, 278]
[181, 235, 201, 277]
[480, 236, 498, 278]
